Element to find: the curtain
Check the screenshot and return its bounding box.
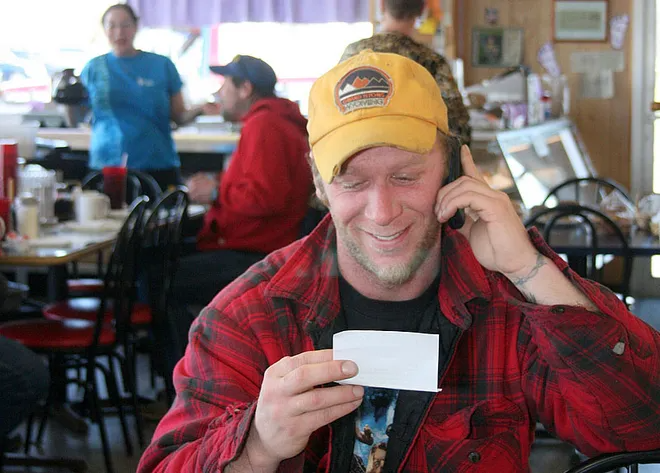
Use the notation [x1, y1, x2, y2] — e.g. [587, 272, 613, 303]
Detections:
[127, 0, 370, 28]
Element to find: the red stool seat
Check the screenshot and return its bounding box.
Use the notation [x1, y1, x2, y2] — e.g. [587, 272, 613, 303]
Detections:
[66, 278, 104, 294]
[43, 298, 153, 326]
[0, 318, 115, 350]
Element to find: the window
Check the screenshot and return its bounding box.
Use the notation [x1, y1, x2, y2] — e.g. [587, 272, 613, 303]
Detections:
[0, 0, 372, 111]
[140, 22, 374, 111]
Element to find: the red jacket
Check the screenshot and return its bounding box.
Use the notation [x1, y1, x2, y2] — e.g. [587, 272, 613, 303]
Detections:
[139, 217, 660, 472]
[197, 97, 311, 253]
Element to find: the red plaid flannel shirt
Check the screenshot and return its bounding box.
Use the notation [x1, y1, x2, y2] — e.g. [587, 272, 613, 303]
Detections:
[138, 217, 660, 472]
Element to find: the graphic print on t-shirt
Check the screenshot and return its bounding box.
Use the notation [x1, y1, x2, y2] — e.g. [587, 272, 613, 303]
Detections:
[351, 387, 398, 473]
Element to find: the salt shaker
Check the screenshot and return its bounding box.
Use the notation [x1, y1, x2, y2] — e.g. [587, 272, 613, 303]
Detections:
[15, 193, 40, 239]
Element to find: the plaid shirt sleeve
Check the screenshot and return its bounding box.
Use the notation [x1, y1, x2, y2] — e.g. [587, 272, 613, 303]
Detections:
[136, 305, 305, 473]
[516, 230, 660, 455]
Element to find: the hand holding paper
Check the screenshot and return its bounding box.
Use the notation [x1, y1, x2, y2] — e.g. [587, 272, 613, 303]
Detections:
[248, 349, 364, 469]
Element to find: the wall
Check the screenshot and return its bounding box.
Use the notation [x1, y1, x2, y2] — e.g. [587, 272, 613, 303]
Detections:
[458, 0, 634, 188]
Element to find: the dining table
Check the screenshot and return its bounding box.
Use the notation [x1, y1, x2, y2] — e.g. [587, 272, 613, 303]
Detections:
[0, 222, 120, 301]
[0, 203, 207, 301]
[539, 226, 660, 257]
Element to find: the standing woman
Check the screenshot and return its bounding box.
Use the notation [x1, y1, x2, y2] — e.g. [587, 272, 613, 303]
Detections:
[75, 3, 209, 190]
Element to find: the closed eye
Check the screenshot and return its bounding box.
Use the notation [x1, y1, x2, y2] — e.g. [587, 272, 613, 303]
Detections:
[339, 180, 365, 190]
[391, 174, 419, 184]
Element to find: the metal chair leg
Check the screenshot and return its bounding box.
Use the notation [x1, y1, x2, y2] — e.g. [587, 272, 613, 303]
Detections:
[99, 357, 133, 457]
[24, 413, 34, 454]
[89, 377, 114, 473]
[123, 342, 145, 448]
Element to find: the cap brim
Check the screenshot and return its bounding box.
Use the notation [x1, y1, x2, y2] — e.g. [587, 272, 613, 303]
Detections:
[209, 64, 236, 76]
[312, 115, 437, 183]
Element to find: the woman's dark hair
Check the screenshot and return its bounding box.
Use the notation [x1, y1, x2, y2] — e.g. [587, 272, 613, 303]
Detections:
[102, 3, 139, 26]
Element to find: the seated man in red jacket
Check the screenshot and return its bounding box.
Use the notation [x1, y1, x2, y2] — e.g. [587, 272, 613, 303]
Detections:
[139, 51, 659, 473]
[178, 55, 312, 308]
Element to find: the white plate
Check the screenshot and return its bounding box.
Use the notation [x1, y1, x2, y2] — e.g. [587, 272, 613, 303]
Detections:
[64, 220, 122, 233]
[108, 209, 130, 220]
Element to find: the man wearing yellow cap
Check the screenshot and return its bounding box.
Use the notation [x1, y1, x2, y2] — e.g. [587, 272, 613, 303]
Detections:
[138, 51, 660, 473]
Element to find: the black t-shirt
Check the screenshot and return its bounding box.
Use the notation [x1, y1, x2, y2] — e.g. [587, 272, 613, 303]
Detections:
[338, 274, 441, 473]
[339, 274, 440, 333]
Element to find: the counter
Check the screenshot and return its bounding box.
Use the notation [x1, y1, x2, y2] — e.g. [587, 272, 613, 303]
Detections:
[36, 127, 240, 154]
[35, 126, 240, 177]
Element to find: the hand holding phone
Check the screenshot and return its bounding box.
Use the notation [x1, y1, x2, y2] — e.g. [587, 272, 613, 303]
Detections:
[435, 143, 540, 278]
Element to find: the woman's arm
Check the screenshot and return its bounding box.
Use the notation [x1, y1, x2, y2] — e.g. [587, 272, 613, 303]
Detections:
[170, 92, 218, 127]
[170, 92, 202, 126]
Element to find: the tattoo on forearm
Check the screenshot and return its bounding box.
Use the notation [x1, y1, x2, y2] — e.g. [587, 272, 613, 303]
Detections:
[511, 252, 546, 287]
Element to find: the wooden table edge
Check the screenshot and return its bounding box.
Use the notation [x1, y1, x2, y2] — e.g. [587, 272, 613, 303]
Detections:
[0, 238, 115, 267]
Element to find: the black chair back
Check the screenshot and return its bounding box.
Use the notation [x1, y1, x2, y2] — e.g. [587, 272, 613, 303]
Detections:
[138, 189, 188, 402]
[82, 169, 162, 204]
[525, 203, 633, 302]
[542, 177, 632, 209]
[89, 196, 149, 356]
[140, 189, 189, 313]
[565, 449, 660, 473]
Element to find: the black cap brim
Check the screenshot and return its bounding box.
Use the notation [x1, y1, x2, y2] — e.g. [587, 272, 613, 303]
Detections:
[209, 64, 239, 77]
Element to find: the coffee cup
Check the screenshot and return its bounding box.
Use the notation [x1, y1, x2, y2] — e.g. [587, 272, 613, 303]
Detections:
[76, 190, 110, 223]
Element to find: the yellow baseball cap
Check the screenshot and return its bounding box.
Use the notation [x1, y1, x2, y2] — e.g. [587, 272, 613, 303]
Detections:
[307, 49, 449, 183]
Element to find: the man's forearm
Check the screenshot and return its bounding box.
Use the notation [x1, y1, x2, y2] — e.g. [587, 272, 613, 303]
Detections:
[505, 252, 599, 311]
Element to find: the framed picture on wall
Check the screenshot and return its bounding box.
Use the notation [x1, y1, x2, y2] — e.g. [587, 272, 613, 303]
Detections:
[471, 27, 524, 68]
[553, 0, 609, 41]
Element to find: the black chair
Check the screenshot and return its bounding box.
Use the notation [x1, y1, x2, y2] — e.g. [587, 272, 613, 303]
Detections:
[136, 189, 189, 403]
[0, 197, 150, 473]
[542, 177, 633, 209]
[565, 449, 660, 472]
[525, 203, 633, 304]
[82, 169, 162, 204]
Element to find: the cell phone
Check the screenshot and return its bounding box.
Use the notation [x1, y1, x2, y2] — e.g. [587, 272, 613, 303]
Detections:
[443, 137, 465, 230]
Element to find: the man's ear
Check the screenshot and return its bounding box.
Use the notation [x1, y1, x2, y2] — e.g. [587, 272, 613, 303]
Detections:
[309, 151, 330, 208]
[239, 81, 254, 100]
[315, 187, 329, 208]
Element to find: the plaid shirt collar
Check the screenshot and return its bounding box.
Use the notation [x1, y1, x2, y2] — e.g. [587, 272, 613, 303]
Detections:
[265, 215, 492, 333]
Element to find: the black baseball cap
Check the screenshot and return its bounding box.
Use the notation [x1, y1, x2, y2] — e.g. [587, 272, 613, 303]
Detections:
[210, 55, 277, 95]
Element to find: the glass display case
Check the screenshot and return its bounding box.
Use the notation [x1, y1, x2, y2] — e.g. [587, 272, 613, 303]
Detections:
[472, 118, 595, 209]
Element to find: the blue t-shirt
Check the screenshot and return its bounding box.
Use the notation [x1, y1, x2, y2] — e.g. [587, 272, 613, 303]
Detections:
[81, 51, 183, 170]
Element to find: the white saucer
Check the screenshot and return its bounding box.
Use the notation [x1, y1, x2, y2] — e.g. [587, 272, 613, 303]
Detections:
[108, 209, 130, 220]
[65, 220, 123, 233]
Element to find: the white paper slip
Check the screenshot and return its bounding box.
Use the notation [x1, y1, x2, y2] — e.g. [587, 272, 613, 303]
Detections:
[333, 330, 440, 392]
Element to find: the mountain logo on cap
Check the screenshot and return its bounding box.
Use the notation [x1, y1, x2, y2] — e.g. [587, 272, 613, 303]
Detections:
[334, 66, 393, 114]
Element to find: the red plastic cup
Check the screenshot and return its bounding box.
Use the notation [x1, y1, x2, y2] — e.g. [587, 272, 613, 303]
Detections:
[102, 166, 127, 210]
[0, 197, 11, 237]
[0, 140, 18, 199]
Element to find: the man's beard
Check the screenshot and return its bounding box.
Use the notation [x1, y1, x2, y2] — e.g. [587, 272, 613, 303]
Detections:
[337, 218, 441, 287]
